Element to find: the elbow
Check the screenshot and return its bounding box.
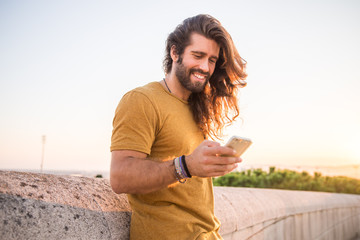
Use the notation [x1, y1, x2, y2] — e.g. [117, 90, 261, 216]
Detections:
[110, 180, 122, 194]
[110, 173, 127, 194]
[110, 173, 151, 195]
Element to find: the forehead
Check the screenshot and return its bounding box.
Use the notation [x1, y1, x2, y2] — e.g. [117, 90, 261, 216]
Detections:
[184, 32, 220, 58]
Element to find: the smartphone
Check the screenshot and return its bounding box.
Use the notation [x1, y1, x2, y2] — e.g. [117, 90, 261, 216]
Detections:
[224, 136, 252, 157]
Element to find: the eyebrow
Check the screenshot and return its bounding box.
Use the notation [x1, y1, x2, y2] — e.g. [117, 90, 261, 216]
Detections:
[191, 51, 218, 61]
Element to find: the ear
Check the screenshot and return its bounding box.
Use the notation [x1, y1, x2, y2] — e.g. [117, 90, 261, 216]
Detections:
[170, 45, 179, 62]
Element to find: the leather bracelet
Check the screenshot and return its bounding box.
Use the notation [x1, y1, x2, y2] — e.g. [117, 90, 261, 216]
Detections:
[180, 155, 192, 178]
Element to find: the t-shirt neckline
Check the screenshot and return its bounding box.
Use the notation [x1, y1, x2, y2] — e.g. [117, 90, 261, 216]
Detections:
[155, 81, 189, 104]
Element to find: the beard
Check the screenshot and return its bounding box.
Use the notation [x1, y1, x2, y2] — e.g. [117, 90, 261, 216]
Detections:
[175, 58, 210, 93]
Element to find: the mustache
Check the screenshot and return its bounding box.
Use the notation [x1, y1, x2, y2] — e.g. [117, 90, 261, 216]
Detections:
[190, 69, 210, 79]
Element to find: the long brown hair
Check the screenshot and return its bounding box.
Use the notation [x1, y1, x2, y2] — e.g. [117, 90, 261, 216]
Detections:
[163, 14, 247, 139]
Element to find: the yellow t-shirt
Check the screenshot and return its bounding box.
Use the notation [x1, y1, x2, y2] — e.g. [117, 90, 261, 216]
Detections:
[111, 82, 222, 240]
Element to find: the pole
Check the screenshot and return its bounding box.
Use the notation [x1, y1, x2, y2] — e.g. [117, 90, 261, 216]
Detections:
[41, 135, 46, 173]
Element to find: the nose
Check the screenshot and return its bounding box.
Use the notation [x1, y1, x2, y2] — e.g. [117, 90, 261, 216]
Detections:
[199, 59, 210, 73]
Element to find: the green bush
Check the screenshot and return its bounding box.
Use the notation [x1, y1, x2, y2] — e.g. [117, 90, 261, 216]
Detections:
[213, 167, 360, 195]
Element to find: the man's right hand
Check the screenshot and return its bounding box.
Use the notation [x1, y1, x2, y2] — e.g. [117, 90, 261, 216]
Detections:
[186, 140, 242, 177]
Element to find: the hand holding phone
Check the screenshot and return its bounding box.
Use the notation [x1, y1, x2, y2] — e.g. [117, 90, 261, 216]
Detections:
[224, 136, 252, 157]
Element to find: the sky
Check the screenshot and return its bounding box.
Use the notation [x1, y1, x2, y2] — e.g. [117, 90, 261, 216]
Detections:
[1, 0, 359, 172]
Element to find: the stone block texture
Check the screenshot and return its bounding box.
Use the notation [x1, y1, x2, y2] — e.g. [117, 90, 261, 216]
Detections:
[0, 171, 131, 240]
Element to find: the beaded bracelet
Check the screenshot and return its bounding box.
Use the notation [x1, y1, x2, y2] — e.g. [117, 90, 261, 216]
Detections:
[174, 157, 187, 183]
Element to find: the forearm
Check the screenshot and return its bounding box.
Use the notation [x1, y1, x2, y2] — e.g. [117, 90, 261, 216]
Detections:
[110, 156, 177, 194]
[110, 140, 241, 194]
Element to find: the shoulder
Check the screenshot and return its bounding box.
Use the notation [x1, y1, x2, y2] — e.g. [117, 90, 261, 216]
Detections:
[131, 82, 164, 98]
[120, 82, 166, 107]
[116, 82, 164, 113]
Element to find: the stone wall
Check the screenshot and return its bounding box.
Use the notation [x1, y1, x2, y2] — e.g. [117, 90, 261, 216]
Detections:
[1, 170, 359, 240]
[215, 187, 360, 240]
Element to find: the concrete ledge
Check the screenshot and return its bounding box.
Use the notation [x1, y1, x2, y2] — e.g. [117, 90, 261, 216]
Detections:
[1, 170, 360, 240]
[215, 187, 360, 240]
[0, 171, 131, 240]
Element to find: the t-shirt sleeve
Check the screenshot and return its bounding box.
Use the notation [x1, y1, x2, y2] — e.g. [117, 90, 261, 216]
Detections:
[110, 91, 158, 154]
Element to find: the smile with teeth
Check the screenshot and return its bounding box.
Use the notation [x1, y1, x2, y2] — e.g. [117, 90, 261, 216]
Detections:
[193, 72, 206, 80]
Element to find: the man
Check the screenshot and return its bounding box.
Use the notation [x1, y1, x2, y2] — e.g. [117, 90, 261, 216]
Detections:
[110, 14, 247, 239]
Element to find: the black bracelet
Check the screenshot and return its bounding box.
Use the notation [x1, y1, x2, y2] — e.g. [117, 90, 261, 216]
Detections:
[181, 155, 192, 178]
